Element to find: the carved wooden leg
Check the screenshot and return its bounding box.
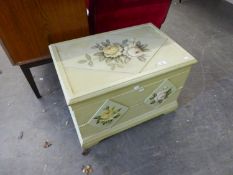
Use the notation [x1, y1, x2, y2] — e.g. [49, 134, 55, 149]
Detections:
[20, 65, 41, 98]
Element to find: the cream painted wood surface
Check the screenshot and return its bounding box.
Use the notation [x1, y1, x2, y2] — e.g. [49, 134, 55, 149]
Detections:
[49, 23, 196, 105]
[49, 23, 197, 149]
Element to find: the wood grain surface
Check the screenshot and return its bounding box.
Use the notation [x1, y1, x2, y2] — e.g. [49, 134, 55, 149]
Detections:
[0, 0, 89, 65]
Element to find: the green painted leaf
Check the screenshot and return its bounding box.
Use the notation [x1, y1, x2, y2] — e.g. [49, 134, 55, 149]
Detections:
[150, 100, 155, 104]
[124, 57, 130, 64]
[149, 94, 155, 100]
[78, 60, 87, 64]
[167, 89, 172, 95]
[143, 48, 150, 51]
[101, 42, 108, 47]
[91, 44, 99, 49]
[94, 116, 100, 119]
[137, 56, 146, 62]
[85, 54, 92, 61]
[137, 41, 141, 45]
[158, 100, 163, 104]
[116, 57, 124, 64]
[106, 39, 110, 44]
[106, 59, 112, 63]
[92, 43, 103, 50]
[114, 114, 120, 118]
[122, 39, 128, 45]
[94, 52, 104, 56]
[141, 44, 148, 49]
[99, 56, 105, 62]
[88, 61, 93, 66]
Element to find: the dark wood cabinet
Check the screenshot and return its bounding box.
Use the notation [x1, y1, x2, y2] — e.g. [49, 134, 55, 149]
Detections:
[0, 0, 89, 97]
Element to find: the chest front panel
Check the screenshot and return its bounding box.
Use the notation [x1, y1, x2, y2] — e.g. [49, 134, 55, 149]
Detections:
[70, 67, 190, 139]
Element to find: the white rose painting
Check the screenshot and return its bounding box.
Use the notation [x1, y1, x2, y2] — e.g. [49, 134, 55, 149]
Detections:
[58, 26, 167, 74]
[77, 39, 150, 71]
[144, 79, 177, 106]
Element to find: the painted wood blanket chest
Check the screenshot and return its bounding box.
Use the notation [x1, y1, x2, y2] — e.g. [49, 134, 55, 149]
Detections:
[49, 23, 197, 151]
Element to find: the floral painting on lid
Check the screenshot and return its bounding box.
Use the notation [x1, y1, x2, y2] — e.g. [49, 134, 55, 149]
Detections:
[60, 26, 167, 74]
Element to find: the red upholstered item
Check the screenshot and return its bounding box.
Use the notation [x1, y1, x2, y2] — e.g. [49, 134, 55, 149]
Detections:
[86, 0, 172, 34]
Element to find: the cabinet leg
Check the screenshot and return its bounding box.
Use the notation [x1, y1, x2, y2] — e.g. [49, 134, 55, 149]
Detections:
[20, 65, 41, 98]
[82, 148, 91, 156]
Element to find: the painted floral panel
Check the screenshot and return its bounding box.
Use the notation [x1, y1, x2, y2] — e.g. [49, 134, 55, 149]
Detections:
[144, 79, 177, 106]
[60, 31, 167, 74]
[77, 39, 150, 71]
[88, 100, 128, 128]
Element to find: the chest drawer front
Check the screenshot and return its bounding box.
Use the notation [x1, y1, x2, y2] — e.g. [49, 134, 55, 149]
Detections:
[70, 67, 191, 127]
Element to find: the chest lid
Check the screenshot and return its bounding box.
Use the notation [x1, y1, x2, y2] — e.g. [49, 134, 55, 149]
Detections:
[49, 23, 197, 105]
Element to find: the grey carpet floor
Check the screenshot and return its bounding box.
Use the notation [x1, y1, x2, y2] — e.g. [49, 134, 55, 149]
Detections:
[0, 0, 233, 174]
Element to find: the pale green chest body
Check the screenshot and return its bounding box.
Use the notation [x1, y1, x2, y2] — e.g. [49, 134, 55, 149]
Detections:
[49, 24, 197, 149]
